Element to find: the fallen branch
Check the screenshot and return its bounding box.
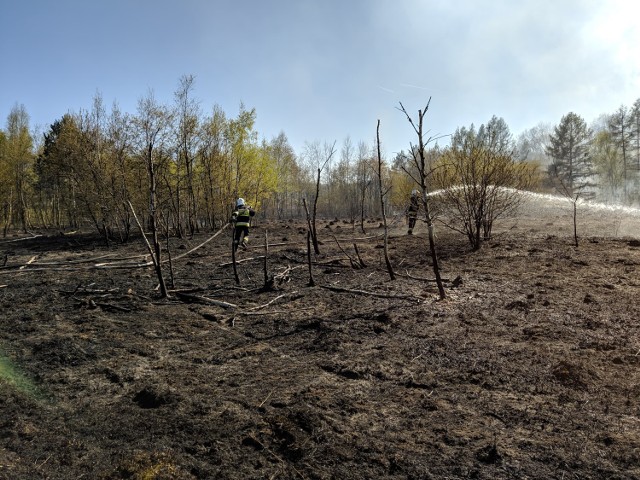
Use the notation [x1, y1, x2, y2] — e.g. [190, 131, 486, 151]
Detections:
[239, 307, 314, 316]
[400, 270, 451, 282]
[174, 291, 237, 309]
[247, 291, 300, 311]
[315, 257, 350, 267]
[95, 302, 131, 312]
[330, 234, 361, 269]
[59, 285, 120, 296]
[36, 253, 140, 266]
[167, 287, 206, 294]
[320, 284, 415, 300]
[18, 256, 38, 270]
[219, 255, 265, 267]
[0, 234, 42, 244]
[272, 265, 301, 285]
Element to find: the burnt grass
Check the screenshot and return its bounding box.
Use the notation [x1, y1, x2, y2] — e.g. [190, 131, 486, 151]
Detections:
[1, 201, 639, 479]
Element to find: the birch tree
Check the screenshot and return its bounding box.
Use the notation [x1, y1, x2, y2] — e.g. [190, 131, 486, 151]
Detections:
[4, 104, 34, 233]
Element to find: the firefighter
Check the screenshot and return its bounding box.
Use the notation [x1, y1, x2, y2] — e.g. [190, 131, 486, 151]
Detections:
[407, 189, 420, 235]
[231, 198, 255, 251]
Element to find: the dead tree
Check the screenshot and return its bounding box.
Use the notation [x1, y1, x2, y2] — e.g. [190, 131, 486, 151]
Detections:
[375, 120, 395, 280]
[302, 198, 315, 254]
[356, 142, 372, 234]
[128, 201, 167, 298]
[305, 141, 336, 255]
[552, 177, 592, 248]
[306, 231, 315, 286]
[262, 229, 275, 290]
[231, 224, 240, 284]
[399, 99, 446, 299]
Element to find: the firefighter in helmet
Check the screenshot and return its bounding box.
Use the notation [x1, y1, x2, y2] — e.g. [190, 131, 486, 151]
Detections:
[407, 189, 420, 235]
[231, 198, 256, 251]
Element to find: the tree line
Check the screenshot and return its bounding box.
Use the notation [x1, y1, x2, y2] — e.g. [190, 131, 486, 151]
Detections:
[1, 75, 639, 248]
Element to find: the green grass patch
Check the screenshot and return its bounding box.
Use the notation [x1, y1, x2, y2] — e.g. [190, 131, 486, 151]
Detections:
[0, 352, 43, 399]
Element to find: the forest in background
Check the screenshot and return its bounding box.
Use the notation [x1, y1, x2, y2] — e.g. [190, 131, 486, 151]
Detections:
[1, 75, 639, 245]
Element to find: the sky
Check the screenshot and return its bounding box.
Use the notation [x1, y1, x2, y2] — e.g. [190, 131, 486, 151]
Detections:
[1, 0, 639, 158]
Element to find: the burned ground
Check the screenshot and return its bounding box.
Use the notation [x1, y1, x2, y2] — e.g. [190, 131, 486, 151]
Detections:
[0, 197, 639, 479]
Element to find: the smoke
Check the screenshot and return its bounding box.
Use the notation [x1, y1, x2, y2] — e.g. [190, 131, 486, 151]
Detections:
[429, 187, 640, 239]
[517, 190, 640, 239]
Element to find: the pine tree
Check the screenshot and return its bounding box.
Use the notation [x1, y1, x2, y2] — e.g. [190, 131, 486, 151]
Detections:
[608, 105, 634, 202]
[545, 112, 594, 194]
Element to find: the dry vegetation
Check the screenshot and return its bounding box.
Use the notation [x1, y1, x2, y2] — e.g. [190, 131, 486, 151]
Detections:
[0, 195, 639, 479]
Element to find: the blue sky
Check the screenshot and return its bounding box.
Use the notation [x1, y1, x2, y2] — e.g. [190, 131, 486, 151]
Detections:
[1, 0, 638, 157]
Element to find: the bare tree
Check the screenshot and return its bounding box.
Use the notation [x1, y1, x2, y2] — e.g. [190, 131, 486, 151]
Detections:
[174, 74, 201, 237]
[549, 170, 593, 248]
[303, 141, 336, 254]
[375, 120, 395, 280]
[398, 100, 445, 299]
[355, 141, 372, 234]
[133, 90, 173, 298]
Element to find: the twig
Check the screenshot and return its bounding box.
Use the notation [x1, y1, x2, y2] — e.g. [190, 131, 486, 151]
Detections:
[259, 390, 274, 408]
[245, 434, 307, 480]
[18, 256, 38, 270]
[330, 234, 360, 268]
[353, 243, 366, 268]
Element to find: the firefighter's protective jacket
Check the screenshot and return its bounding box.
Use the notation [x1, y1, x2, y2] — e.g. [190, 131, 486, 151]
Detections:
[231, 206, 255, 227]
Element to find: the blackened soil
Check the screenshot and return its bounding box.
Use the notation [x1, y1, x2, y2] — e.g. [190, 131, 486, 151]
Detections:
[0, 201, 639, 479]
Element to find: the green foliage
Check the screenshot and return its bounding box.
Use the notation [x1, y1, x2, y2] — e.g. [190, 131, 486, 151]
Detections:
[0, 351, 42, 399]
[1, 105, 35, 233]
[591, 130, 624, 202]
[546, 112, 594, 195]
[435, 117, 539, 250]
[607, 105, 636, 202]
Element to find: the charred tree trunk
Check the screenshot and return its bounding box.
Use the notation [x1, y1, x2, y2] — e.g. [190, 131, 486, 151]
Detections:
[148, 148, 168, 298]
[399, 100, 446, 300]
[231, 225, 240, 285]
[303, 197, 320, 255]
[376, 120, 395, 280]
[306, 230, 315, 287]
